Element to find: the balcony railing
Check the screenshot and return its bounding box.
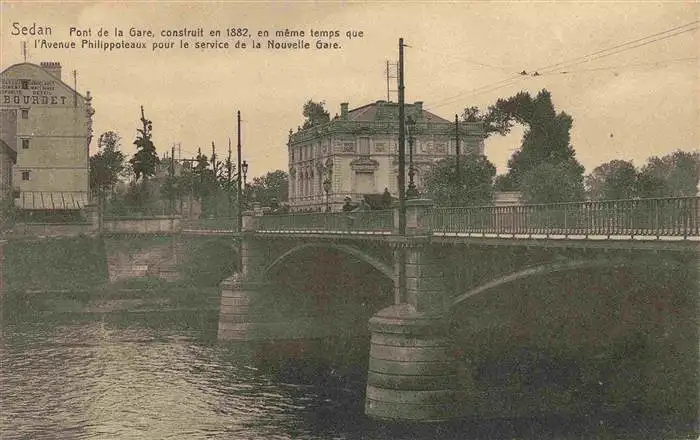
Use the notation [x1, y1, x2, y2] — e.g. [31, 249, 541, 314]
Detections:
[428, 197, 699, 238]
[258, 209, 394, 234]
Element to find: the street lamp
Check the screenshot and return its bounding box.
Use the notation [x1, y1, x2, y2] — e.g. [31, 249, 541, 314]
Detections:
[406, 116, 419, 199]
[323, 178, 331, 212]
[241, 160, 248, 209]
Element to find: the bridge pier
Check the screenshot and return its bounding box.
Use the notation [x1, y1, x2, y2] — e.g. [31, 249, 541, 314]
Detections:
[365, 199, 465, 422]
[366, 304, 460, 421]
[218, 275, 356, 341]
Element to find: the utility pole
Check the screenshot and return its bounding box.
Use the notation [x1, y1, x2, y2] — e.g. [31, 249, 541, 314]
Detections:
[397, 37, 407, 306]
[455, 114, 461, 197]
[228, 138, 233, 217]
[73, 70, 78, 107]
[170, 145, 175, 214]
[398, 38, 406, 236]
[211, 141, 217, 174]
[237, 111, 242, 233]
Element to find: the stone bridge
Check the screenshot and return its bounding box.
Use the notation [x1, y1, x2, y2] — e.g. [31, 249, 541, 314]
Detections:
[217, 196, 699, 423]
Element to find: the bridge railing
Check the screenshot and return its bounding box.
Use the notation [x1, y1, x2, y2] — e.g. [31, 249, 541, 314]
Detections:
[428, 196, 699, 237]
[257, 209, 394, 233]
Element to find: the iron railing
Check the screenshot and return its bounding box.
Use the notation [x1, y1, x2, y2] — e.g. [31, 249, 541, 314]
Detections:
[258, 209, 394, 233]
[428, 197, 699, 238]
[180, 197, 699, 239]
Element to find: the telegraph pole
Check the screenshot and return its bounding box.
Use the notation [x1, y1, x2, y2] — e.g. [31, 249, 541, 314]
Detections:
[211, 141, 217, 175]
[170, 144, 175, 214]
[228, 138, 233, 217]
[398, 38, 406, 236]
[455, 114, 461, 193]
[73, 70, 78, 107]
[397, 37, 407, 306]
[237, 111, 243, 233]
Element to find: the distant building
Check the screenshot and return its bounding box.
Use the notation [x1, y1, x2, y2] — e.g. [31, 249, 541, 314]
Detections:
[287, 100, 484, 212]
[0, 61, 94, 210]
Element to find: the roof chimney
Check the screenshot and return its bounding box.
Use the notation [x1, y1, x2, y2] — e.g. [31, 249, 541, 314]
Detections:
[413, 101, 424, 120]
[340, 102, 349, 120]
[40, 61, 62, 80]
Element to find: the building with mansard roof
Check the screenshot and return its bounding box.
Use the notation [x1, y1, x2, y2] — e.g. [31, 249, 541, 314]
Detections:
[287, 100, 484, 212]
[0, 61, 94, 210]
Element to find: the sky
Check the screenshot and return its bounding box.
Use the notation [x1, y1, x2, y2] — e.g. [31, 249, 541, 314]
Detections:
[1, 1, 698, 179]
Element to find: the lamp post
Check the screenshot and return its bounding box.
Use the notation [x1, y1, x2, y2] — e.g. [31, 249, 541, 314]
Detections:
[323, 178, 331, 212]
[242, 160, 248, 210]
[406, 116, 419, 199]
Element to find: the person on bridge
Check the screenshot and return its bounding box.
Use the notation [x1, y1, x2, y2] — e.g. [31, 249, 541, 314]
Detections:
[342, 197, 356, 212]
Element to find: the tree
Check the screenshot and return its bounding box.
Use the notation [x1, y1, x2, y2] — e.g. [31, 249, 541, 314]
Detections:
[462, 91, 532, 139]
[464, 90, 585, 202]
[90, 131, 125, 198]
[585, 160, 638, 200]
[248, 170, 289, 207]
[130, 106, 159, 183]
[191, 149, 218, 201]
[495, 90, 584, 202]
[302, 100, 330, 129]
[637, 150, 700, 198]
[520, 162, 585, 204]
[423, 154, 496, 207]
[90, 131, 126, 221]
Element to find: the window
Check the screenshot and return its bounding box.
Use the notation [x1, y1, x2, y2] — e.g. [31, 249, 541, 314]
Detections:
[359, 138, 370, 155]
[21, 171, 30, 181]
[21, 109, 29, 119]
[21, 80, 29, 90]
[21, 139, 30, 149]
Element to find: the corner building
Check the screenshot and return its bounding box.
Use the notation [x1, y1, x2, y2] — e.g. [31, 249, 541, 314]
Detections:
[0, 62, 94, 210]
[287, 100, 484, 212]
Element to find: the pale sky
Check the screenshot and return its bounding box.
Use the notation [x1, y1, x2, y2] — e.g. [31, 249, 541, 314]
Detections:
[1, 1, 698, 178]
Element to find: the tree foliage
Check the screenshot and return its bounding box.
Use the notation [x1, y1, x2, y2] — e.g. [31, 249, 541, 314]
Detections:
[520, 162, 585, 204]
[130, 106, 159, 182]
[468, 89, 585, 202]
[302, 100, 330, 129]
[423, 154, 496, 207]
[89, 131, 125, 198]
[637, 150, 699, 198]
[249, 170, 289, 207]
[585, 160, 638, 201]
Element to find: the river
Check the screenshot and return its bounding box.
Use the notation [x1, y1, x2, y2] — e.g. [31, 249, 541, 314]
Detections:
[0, 295, 695, 440]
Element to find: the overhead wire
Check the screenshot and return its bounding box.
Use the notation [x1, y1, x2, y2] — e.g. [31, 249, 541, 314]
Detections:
[537, 20, 698, 73]
[424, 20, 699, 111]
[411, 46, 517, 74]
[537, 25, 698, 75]
[536, 56, 698, 76]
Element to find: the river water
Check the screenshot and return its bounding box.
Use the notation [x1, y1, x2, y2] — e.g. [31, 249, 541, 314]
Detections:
[1, 297, 696, 440]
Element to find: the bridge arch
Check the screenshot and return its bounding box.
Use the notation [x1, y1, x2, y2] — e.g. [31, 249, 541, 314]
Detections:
[263, 242, 394, 282]
[450, 256, 685, 309]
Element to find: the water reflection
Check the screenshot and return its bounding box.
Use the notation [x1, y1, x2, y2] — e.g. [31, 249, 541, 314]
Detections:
[1, 292, 697, 439]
